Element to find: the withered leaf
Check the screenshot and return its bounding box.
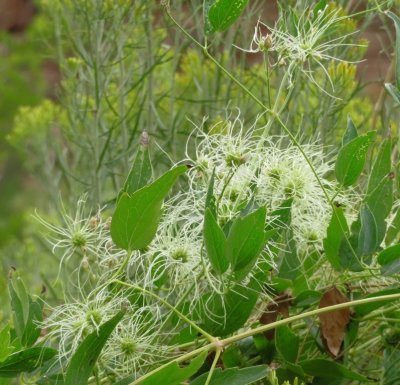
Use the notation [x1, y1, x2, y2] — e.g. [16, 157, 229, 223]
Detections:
[319, 286, 351, 358]
[260, 292, 292, 340]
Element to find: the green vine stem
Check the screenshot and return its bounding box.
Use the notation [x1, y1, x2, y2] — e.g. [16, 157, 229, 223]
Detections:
[130, 292, 400, 385]
[205, 347, 222, 385]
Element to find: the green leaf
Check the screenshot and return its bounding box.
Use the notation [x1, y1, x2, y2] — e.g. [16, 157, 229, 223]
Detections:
[342, 115, 358, 146]
[8, 274, 29, 340]
[111, 165, 187, 250]
[355, 288, 400, 317]
[190, 365, 269, 385]
[266, 198, 293, 234]
[134, 352, 207, 385]
[204, 208, 228, 274]
[378, 244, 400, 276]
[294, 290, 322, 307]
[208, 0, 249, 32]
[368, 138, 392, 193]
[200, 280, 260, 337]
[8, 273, 43, 348]
[357, 204, 378, 256]
[278, 229, 300, 281]
[323, 206, 349, 271]
[113, 375, 136, 385]
[0, 327, 13, 363]
[275, 326, 299, 363]
[387, 11, 400, 90]
[386, 208, 400, 244]
[21, 298, 43, 347]
[120, 132, 152, 198]
[313, 0, 327, 17]
[366, 138, 393, 245]
[222, 346, 242, 368]
[227, 207, 266, 274]
[381, 346, 400, 385]
[338, 218, 363, 271]
[204, 0, 217, 34]
[205, 168, 217, 217]
[300, 359, 368, 381]
[65, 311, 125, 385]
[0, 347, 57, 377]
[335, 132, 375, 187]
[343, 320, 359, 354]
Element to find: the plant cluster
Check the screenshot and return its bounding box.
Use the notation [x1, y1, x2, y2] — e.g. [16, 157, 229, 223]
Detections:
[1, 1, 400, 385]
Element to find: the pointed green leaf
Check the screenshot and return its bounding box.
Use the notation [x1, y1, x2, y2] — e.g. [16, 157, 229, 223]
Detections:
[120, 132, 152, 199]
[8, 274, 29, 340]
[205, 168, 217, 217]
[366, 138, 393, 245]
[295, 290, 322, 307]
[357, 204, 378, 256]
[368, 138, 392, 191]
[8, 274, 43, 348]
[204, 0, 217, 34]
[21, 298, 43, 347]
[323, 207, 349, 271]
[65, 311, 125, 385]
[221, 346, 241, 368]
[335, 132, 375, 186]
[227, 207, 266, 273]
[313, 0, 327, 17]
[338, 218, 363, 271]
[378, 244, 400, 276]
[386, 208, 400, 244]
[0, 327, 13, 363]
[134, 352, 207, 385]
[111, 165, 187, 250]
[190, 365, 269, 385]
[200, 280, 260, 337]
[342, 116, 358, 146]
[113, 375, 137, 385]
[208, 0, 249, 32]
[300, 359, 368, 381]
[267, 198, 293, 231]
[275, 326, 299, 364]
[278, 228, 301, 281]
[355, 288, 400, 317]
[0, 347, 57, 377]
[204, 208, 228, 274]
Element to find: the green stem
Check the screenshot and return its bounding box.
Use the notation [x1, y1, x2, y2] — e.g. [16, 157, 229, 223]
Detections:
[130, 293, 400, 385]
[205, 348, 222, 385]
[130, 345, 209, 385]
[221, 293, 400, 346]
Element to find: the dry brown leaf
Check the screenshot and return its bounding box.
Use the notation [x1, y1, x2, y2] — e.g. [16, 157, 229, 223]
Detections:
[260, 292, 292, 340]
[319, 286, 351, 358]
